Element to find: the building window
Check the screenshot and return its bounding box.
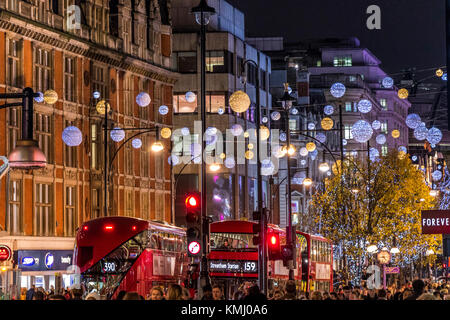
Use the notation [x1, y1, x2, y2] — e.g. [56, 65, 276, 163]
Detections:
[141, 135, 150, 177]
[206, 50, 232, 73]
[333, 55, 352, 67]
[155, 192, 164, 221]
[139, 79, 149, 120]
[381, 122, 388, 134]
[289, 119, 297, 130]
[125, 133, 133, 175]
[8, 180, 22, 235]
[206, 94, 225, 113]
[316, 60, 322, 67]
[380, 98, 387, 110]
[236, 56, 243, 76]
[344, 125, 353, 139]
[345, 102, 353, 112]
[247, 63, 258, 86]
[34, 183, 54, 236]
[173, 93, 197, 113]
[141, 193, 149, 221]
[260, 70, 267, 91]
[176, 51, 197, 73]
[35, 113, 53, 164]
[6, 38, 22, 88]
[7, 107, 20, 154]
[155, 149, 164, 180]
[64, 56, 76, 102]
[125, 190, 133, 217]
[92, 65, 108, 100]
[92, 188, 101, 219]
[381, 145, 388, 156]
[34, 47, 53, 92]
[349, 75, 356, 82]
[91, 124, 101, 169]
[64, 120, 77, 167]
[64, 186, 76, 237]
[124, 74, 133, 116]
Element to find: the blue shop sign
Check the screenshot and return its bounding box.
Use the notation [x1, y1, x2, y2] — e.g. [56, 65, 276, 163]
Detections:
[16, 250, 73, 271]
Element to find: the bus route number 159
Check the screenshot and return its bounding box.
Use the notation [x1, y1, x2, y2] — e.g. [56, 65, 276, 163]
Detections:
[244, 261, 257, 272]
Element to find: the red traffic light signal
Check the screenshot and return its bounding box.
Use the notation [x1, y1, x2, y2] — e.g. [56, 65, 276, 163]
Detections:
[268, 232, 281, 260]
[185, 195, 199, 208]
[185, 192, 201, 257]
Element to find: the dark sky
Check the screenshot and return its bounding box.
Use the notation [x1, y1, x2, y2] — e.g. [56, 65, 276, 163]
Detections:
[227, 0, 446, 76]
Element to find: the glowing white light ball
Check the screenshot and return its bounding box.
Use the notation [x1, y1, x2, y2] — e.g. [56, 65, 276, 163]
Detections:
[330, 82, 346, 98]
[110, 128, 125, 142]
[405, 113, 422, 129]
[351, 120, 373, 143]
[357, 99, 372, 113]
[62, 126, 82, 147]
[324, 105, 334, 115]
[136, 92, 151, 107]
[185, 91, 196, 103]
[132, 138, 142, 149]
[159, 105, 169, 115]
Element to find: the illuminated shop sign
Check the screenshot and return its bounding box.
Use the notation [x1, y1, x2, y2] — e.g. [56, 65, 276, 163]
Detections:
[16, 250, 73, 271]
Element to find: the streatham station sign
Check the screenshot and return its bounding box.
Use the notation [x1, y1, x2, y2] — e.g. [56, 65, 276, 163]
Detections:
[421, 210, 450, 234]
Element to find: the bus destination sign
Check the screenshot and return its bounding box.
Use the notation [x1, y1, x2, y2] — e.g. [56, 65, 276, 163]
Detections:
[209, 260, 258, 274]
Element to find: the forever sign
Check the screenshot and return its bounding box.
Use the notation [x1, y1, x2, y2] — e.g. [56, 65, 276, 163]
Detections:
[421, 210, 450, 234]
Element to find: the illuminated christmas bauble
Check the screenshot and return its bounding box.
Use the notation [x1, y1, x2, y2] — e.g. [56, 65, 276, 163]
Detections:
[405, 113, 422, 129]
[229, 90, 251, 113]
[279, 132, 287, 142]
[436, 69, 444, 77]
[181, 127, 190, 136]
[308, 123, 316, 130]
[161, 127, 172, 139]
[219, 153, 226, 160]
[398, 88, 409, 99]
[306, 142, 316, 152]
[131, 138, 142, 149]
[245, 150, 254, 160]
[321, 117, 334, 130]
[96, 100, 110, 115]
[316, 132, 327, 144]
[411, 155, 417, 162]
[382, 77, 394, 88]
[351, 120, 373, 143]
[136, 92, 151, 107]
[259, 126, 270, 140]
[292, 172, 306, 185]
[35, 91, 44, 103]
[168, 155, 180, 166]
[369, 148, 379, 161]
[93, 91, 101, 99]
[372, 120, 381, 130]
[231, 124, 243, 136]
[426, 127, 443, 145]
[159, 105, 169, 115]
[300, 159, 307, 166]
[244, 131, 250, 138]
[391, 129, 400, 139]
[414, 125, 428, 141]
[330, 82, 346, 98]
[357, 99, 372, 113]
[218, 107, 225, 115]
[224, 157, 235, 169]
[432, 170, 443, 181]
[398, 146, 407, 153]
[247, 143, 254, 150]
[185, 91, 196, 103]
[324, 105, 334, 115]
[271, 111, 281, 121]
[44, 90, 58, 104]
[261, 159, 275, 176]
[291, 108, 298, 115]
[262, 116, 268, 123]
[299, 147, 308, 157]
[110, 127, 125, 142]
[62, 126, 82, 147]
[342, 139, 347, 146]
[376, 134, 386, 145]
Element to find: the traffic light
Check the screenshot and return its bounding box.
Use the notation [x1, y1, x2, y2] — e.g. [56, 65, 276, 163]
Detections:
[185, 192, 202, 257]
[268, 232, 281, 260]
[252, 222, 261, 246]
[281, 244, 294, 267]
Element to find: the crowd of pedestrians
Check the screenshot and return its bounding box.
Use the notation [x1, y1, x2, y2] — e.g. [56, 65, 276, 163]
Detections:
[10, 278, 450, 300]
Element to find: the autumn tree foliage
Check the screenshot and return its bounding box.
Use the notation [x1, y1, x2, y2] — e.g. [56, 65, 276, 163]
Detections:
[310, 151, 441, 280]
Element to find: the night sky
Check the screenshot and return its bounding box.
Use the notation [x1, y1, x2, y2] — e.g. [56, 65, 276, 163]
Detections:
[227, 0, 446, 76]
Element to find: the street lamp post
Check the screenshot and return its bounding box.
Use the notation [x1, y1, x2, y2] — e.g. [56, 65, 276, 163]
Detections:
[279, 83, 297, 280]
[192, 0, 216, 294]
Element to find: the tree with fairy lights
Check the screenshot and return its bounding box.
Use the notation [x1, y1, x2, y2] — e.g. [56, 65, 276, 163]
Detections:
[310, 151, 441, 284]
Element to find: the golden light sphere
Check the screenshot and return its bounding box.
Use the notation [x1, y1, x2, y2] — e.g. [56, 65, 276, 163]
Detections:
[248, 143, 254, 150]
[306, 142, 316, 152]
[436, 68, 444, 77]
[160, 127, 172, 139]
[220, 153, 226, 159]
[398, 88, 409, 99]
[303, 178, 313, 186]
[229, 90, 251, 113]
[287, 145, 296, 156]
[96, 100, 111, 115]
[398, 151, 406, 160]
[259, 125, 270, 140]
[244, 131, 250, 138]
[245, 150, 254, 160]
[43, 90, 58, 105]
[391, 129, 400, 139]
[321, 117, 334, 131]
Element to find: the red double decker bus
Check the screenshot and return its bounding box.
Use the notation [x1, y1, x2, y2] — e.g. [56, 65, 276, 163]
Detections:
[74, 217, 188, 299]
[208, 220, 333, 297]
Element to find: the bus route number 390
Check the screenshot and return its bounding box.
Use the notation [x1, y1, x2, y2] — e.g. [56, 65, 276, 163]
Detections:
[244, 261, 257, 272]
[103, 261, 117, 273]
